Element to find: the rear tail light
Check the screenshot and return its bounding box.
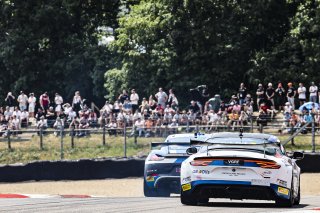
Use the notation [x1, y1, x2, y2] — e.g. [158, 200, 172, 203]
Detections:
[149, 154, 165, 161]
[190, 159, 212, 166]
[255, 161, 281, 169]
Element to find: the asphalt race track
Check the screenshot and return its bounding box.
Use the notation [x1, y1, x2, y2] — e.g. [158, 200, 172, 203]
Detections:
[0, 196, 320, 213]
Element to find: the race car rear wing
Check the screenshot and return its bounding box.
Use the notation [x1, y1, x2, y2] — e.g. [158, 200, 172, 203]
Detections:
[151, 142, 190, 150]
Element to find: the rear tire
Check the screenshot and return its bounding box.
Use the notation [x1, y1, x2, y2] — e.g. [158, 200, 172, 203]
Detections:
[180, 191, 198, 206]
[144, 179, 170, 197]
[275, 181, 294, 207]
[294, 184, 300, 205]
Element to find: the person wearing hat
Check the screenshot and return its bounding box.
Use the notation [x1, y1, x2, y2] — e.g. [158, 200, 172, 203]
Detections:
[309, 81, 318, 103]
[266, 83, 275, 109]
[287, 82, 296, 110]
[256, 83, 265, 110]
[297, 83, 306, 107]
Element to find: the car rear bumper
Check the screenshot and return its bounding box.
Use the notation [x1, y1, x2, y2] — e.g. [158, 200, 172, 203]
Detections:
[181, 180, 290, 200]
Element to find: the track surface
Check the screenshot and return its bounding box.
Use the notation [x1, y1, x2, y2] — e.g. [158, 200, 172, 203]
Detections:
[0, 196, 320, 213]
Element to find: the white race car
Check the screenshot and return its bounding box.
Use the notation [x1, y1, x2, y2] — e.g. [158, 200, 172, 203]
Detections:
[180, 132, 304, 207]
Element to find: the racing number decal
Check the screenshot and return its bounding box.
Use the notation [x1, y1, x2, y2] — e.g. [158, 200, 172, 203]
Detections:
[182, 183, 191, 191]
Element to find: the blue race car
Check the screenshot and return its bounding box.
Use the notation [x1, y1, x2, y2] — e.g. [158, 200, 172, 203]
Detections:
[144, 133, 209, 197]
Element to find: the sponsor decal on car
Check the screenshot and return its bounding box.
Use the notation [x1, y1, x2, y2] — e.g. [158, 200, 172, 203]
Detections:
[276, 179, 288, 187]
[192, 169, 210, 174]
[182, 183, 191, 191]
[146, 176, 155, 182]
[182, 176, 191, 183]
[260, 170, 272, 178]
[278, 186, 289, 195]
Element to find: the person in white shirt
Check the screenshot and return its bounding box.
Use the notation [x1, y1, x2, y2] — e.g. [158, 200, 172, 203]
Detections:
[309, 82, 318, 103]
[54, 93, 64, 116]
[4, 106, 12, 121]
[37, 116, 48, 134]
[53, 117, 64, 136]
[12, 107, 21, 119]
[107, 120, 117, 136]
[28, 93, 36, 118]
[297, 83, 306, 107]
[133, 117, 145, 137]
[17, 91, 28, 111]
[68, 108, 77, 121]
[155, 88, 168, 108]
[130, 89, 139, 113]
[20, 109, 29, 127]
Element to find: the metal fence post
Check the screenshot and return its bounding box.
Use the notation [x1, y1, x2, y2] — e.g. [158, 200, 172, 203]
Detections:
[102, 126, 106, 146]
[124, 120, 127, 158]
[7, 130, 11, 150]
[60, 122, 64, 160]
[134, 126, 137, 145]
[71, 127, 75, 149]
[312, 114, 316, 153]
[291, 125, 295, 146]
[40, 128, 43, 150]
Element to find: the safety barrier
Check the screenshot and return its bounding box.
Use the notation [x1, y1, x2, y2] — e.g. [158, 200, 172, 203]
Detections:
[0, 153, 318, 182]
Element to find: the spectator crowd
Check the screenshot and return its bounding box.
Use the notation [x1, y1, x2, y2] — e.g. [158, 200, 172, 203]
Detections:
[1, 81, 320, 137]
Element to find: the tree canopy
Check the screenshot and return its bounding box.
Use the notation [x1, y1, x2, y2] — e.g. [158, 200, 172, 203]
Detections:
[0, 0, 319, 107]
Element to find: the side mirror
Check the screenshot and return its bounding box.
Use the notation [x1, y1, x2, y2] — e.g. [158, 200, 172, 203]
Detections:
[186, 147, 198, 155]
[292, 152, 304, 160]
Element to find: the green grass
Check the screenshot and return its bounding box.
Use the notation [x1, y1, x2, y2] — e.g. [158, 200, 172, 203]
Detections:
[0, 134, 162, 165]
[0, 133, 319, 165]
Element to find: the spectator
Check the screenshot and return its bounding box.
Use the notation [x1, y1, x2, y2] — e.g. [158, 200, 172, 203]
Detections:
[257, 110, 268, 127]
[9, 115, 20, 135]
[188, 100, 200, 115]
[139, 97, 149, 112]
[168, 89, 179, 106]
[54, 93, 64, 116]
[171, 100, 179, 112]
[35, 108, 45, 121]
[130, 89, 139, 113]
[123, 98, 132, 113]
[266, 83, 275, 109]
[309, 82, 318, 103]
[17, 91, 28, 111]
[67, 108, 77, 122]
[69, 118, 79, 136]
[107, 120, 117, 136]
[284, 102, 292, 121]
[275, 82, 286, 111]
[88, 110, 98, 126]
[148, 95, 157, 110]
[208, 110, 220, 131]
[46, 106, 56, 127]
[118, 90, 129, 104]
[12, 107, 22, 120]
[155, 88, 168, 108]
[53, 117, 64, 136]
[237, 83, 247, 105]
[28, 93, 36, 118]
[239, 110, 248, 126]
[36, 116, 47, 134]
[78, 116, 89, 136]
[5, 92, 15, 112]
[297, 83, 306, 107]
[144, 117, 154, 137]
[163, 111, 172, 125]
[168, 119, 178, 134]
[100, 100, 113, 116]
[287, 82, 296, 110]
[244, 94, 252, 104]
[207, 94, 221, 113]
[39, 92, 50, 112]
[20, 109, 29, 127]
[72, 91, 82, 115]
[113, 100, 121, 114]
[227, 110, 239, 130]
[4, 106, 12, 122]
[133, 117, 145, 137]
[256, 83, 265, 109]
